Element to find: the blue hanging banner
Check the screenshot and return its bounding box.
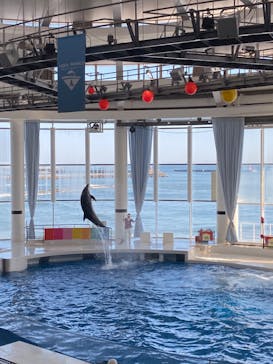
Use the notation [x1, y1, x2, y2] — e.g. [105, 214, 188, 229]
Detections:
[57, 34, 85, 112]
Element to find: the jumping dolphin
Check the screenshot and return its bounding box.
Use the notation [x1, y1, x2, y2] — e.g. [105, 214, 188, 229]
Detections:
[80, 184, 106, 227]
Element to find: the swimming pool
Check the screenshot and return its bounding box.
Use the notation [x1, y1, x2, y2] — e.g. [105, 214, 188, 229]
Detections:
[0, 259, 273, 364]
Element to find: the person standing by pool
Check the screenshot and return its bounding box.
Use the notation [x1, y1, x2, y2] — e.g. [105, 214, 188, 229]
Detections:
[124, 213, 134, 246]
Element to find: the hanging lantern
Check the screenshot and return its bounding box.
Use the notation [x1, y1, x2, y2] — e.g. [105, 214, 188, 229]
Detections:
[142, 89, 154, 103]
[220, 89, 238, 104]
[185, 80, 198, 95]
[87, 85, 95, 95]
[99, 98, 110, 110]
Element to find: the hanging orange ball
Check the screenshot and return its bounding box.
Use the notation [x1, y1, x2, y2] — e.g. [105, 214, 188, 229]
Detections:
[87, 85, 95, 95]
[99, 98, 110, 110]
[142, 89, 154, 103]
[185, 81, 198, 95]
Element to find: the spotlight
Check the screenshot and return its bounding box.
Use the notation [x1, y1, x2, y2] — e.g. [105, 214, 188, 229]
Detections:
[44, 43, 55, 55]
[121, 82, 132, 92]
[202, 9, 215, 30]
[170, 67, 185, 85]
[130, 125, 136, 133]
[107, 34, 116, 45]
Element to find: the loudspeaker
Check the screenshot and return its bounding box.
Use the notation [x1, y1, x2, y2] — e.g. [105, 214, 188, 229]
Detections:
[217, 17, 239, 39]
[44, 43, 55, 55]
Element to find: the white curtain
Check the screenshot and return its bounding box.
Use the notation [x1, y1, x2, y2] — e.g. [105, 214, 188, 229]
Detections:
[25, 121, 40, 239]
[212, 117, 244, 243]
[129, 125, 153, 237]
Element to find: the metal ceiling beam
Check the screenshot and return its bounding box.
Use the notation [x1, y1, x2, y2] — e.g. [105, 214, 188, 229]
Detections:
[1, 22, 273, 80]
[1, 74, 57, 97]
[126, 52, 273, 70]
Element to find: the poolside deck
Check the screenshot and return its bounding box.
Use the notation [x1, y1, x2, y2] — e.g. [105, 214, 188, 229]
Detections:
[0, 341, 90, 364]
[1, 238, 273, 272]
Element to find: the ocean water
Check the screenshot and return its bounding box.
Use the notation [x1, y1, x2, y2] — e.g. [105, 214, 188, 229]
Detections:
[0, 164, 271, 240]
[0, 260, 273, 364]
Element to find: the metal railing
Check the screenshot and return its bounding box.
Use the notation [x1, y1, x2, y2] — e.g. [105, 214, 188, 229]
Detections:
[238, 222, 273, 243]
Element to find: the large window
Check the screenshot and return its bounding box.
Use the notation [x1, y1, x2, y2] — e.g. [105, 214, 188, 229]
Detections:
[238, 128, 261, 241]
[0, 126, 11, 238]
[1, 122, 272, 242]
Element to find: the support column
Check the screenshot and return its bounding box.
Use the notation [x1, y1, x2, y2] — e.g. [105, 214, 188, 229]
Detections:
[9, 119, 27, 271]
[85, 127, 90, 185]
[187, 126, 193, 241]
[114, 122, 128, 243]
[216, 168, 229, 244]
[153, 127, 158, 238]
[50, 126, 56, 226]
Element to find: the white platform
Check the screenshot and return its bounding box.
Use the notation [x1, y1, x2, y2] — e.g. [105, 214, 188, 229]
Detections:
[0, 341, 89, 364]
[2, 238, 273, 272]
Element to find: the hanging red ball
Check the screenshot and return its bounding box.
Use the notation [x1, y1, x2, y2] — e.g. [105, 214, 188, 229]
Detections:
[142, 89, 154, 103]
[87, 85, 95, 95]
[99, 98, 110, 110]
[185, 81, 198, 96]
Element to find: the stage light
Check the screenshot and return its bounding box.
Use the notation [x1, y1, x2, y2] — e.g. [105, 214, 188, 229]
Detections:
[87, 85, 95, 95]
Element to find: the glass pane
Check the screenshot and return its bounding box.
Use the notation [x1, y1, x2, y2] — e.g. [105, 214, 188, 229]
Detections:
[192, 127, 216, 164]
[158, 164, 187, 200]
[192, 202, 216, 237]
[192, 165, 216, 200]
[0, 202, 11, 239]
[238, 204, 261, 241]
[239, 129, 260, 204]
[90, 129, 114, 164]
[38, 165, 51, 201]
[157, 201, 190, 238]
[192, 127, 216, 201]
[264, 128, 273, 203]
[128, 200, 155, 235]
[158, 128, 187, 200]
[265, 165, 273, 203]
[56, 129, 85, 164]
[239, 164, 260, 203]
[40, 129, 50, 164]
[89, 165, 114, 201]
[55, 165, 85, 200]
[264, 205, 273, 236]
[0, 128, 10, 164]
[242, 129, 260, 164]
[0, 166, 11, 201]
[264, 128, 273, 163]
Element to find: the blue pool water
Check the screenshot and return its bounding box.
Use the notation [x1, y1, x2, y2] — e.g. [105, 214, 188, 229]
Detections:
[0, 260, 273, 364]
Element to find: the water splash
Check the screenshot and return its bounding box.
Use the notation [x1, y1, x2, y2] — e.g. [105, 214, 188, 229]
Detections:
[95, 226, 112, 266]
